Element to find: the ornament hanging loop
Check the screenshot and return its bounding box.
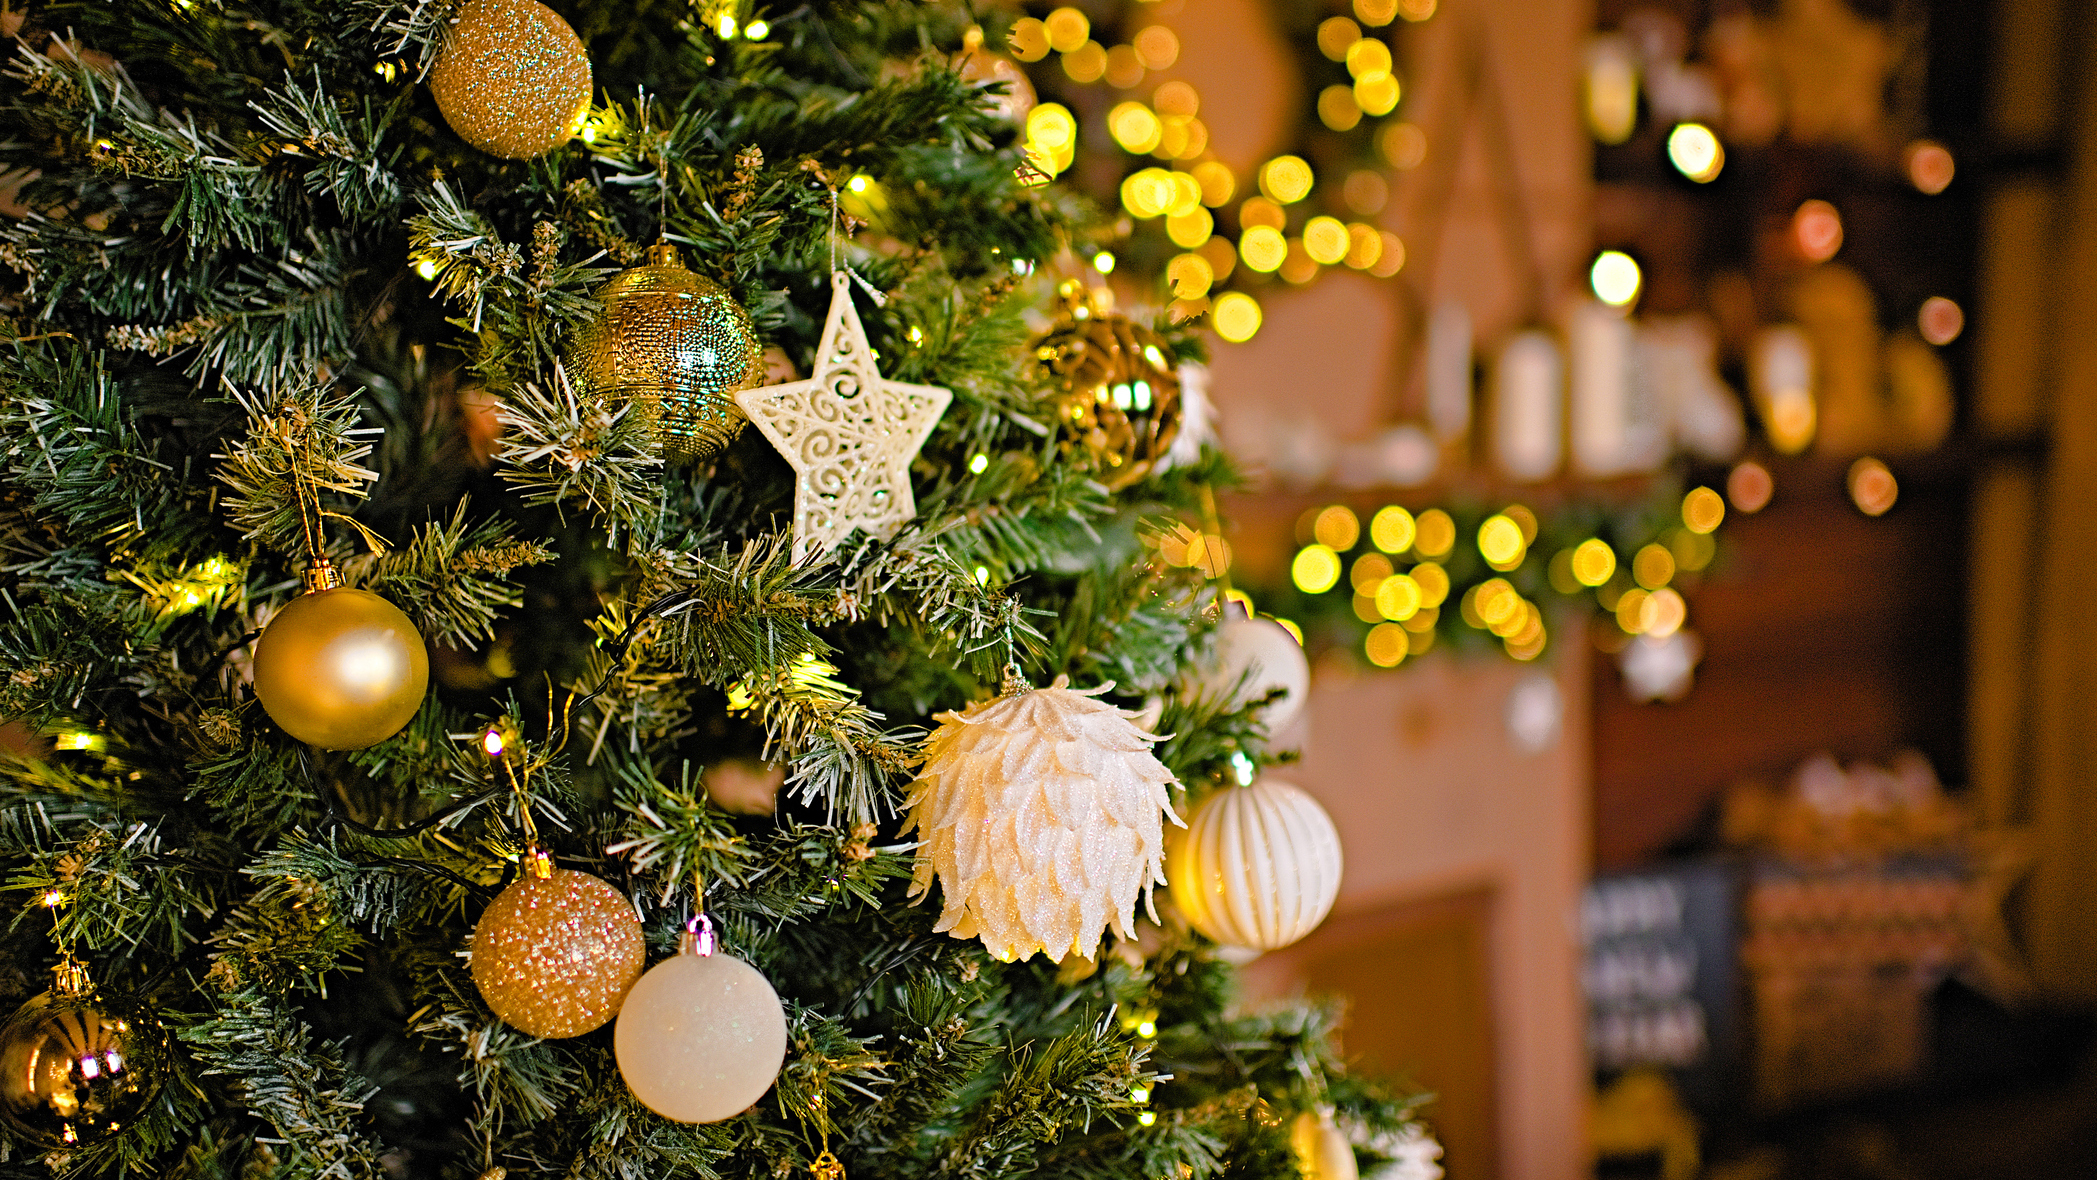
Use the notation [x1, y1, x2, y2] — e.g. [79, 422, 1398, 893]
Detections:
[681, 912, 718, 957]
[999, 662, 1029, 697]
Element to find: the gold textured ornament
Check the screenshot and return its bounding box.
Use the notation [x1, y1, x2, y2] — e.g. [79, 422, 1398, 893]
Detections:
[902, 676, 1181, 963]
[428, 0, 593, 159]
[736, 272, 953, 561]
[613, 916, 787, 1123]
[571, 242, 765, 462]
[1033, 281, 1183, 490]
[0, 984, 169, 1147]
[252, 573, 429, 750]
[470, 853, 646, 1039]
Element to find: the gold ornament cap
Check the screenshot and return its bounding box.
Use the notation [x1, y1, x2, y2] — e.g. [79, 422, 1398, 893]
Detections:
[301, 560, 344, 594]
[570, 242, 765, 462]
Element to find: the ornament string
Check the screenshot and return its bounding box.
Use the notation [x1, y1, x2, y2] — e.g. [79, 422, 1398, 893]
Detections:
[824, 185, 885, 307]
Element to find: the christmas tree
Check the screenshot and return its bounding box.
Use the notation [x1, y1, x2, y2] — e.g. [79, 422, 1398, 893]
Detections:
[0, 1, 1435, 1177]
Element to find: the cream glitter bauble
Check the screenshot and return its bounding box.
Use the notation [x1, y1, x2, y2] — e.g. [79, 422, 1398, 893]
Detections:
[1166, 778, 1342, 951]
[1291, 1111, 1360, 1180]
[252, 587, 429, 750]
[571, 242, 765, 462]
[470, 867, 645, 1039]
[902, 677, 1181, 963]
[1203, 613, 1310, 734]
[428, 0, 592, 159]
[613, 943, 787, 1123]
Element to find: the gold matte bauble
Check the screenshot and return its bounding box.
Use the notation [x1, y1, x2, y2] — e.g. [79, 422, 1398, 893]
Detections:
[470, 868, 646, 1039]
[428, 0, 593, 159]
[252, 588, 429, 750]
[1032, 281, 1182, 490]
[613, 950, 786, 1123]
[0, 990, 169, 1148]
[1291, 1111, 1360, 1180]
[570, 243, 765, 462]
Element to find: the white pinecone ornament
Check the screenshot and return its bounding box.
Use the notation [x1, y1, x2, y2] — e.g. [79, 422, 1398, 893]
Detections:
[903, 676, 1182, 963]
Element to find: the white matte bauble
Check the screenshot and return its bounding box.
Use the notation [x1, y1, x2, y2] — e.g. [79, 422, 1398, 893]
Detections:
[612, 951, 786, 1123]
[1202, 614, 1311, 734]
[1292, 1111, 1360, 1180]
[1166, 778, 1343, 951]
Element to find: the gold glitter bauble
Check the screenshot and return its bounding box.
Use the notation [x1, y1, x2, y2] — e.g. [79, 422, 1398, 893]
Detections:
[470, 868, 645, 1039]
[428, 0, 592, 159]
[252, 587, 429, 751]
[1032, 282, 1182, 490]
[0, 990, 169, 1148]
[571, 243, 765, 462]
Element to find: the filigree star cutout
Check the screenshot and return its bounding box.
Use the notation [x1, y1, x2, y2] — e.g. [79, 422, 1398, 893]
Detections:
[736, 273, 952, 562]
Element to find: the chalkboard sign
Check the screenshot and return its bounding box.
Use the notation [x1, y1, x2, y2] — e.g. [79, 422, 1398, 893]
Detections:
[1583, 859, 1742, 1108]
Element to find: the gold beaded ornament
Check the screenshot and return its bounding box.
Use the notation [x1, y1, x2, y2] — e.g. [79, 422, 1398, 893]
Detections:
[1032, 281, 1183, 490]
[571, 242, 766, 462]
[428, 0, 593, 159]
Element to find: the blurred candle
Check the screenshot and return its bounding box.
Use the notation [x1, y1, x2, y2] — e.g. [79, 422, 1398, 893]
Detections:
[1493, 330, 1563, 481]
[1570, 299, 1639, 476]
[1426, 300, 1472, 445]
[1751, 325, 1816, 454]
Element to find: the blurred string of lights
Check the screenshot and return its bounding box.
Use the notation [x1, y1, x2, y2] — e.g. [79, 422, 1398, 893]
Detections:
[1225, 483, 1743, 669]
[1010, 0, 1428, 343]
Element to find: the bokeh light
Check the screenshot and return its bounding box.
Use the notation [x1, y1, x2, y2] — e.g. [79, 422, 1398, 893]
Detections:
[1571, 538, 1617, 586]
[1193, 160, 1235, 206]
[1133, 26, 1179, 70]
[1280, 240, 1318, 285]
[1791, 199, 1844, 262]
[1351, 552, 1394, 593]
[1398, 0, 1436, 20]
[1666, 123, 1724, 182]
[1376, 575, 1423, 621]
[1906, 139, 1955, 195]
[1062, 41, 1107, 83]
[1155, 80, 1199, 117]
[1344, 171, 1388, 215]
[1354, 72, 1401, 116]
[1632, 543, 1676, 589]
[1682, 486, 1725, 534]
[1345, 222, 1385, 269]
[1370, 232, 1406, 277]
[1213, 292, 1262, 342]
[1415, 509, 1455, 557]
[1292, 544, 1342, 593]
[1345, 38, 1392, 79]
[1319, 17, 1362, 60]
[1585, 37, 1638, 145]
[1168, 253, 1214, 300]
[1320, 85, 1364, 131]
[1590, 250, 1642, 306]
[1304, 217, 1350, 265]
[1919, 296, 1964, 346]
[1727, 461, 1774, 513]
[1166, 206, 1213, 249]
[1478, 514, 1526, 569]
[1110, 103, 1163, 154]
[1616, 587, 1650, 634]
[1240, 225, 1288, 272]
[1105, 44, 1145, 89]
[1412, 561, 1450, 606]
[1641, 587, 1686, 638]
[1380, 122, 1427, 169]
[1355, 0, 1398, 25]
[1365, 622, 1409, 667]
[1849, 457, 1898, 516]
[1371, 505, 1417, 553]
[1260, 156, 1315, 204]
[1044, 7, 1090, 51]
[1010, 18, 1050, 61]
[1313, 505, 1361, 550]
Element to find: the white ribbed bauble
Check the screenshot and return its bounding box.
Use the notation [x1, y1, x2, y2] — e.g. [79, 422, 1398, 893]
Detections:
[1205, 615, 1311, 734]
[1166, 778, 1343, 951]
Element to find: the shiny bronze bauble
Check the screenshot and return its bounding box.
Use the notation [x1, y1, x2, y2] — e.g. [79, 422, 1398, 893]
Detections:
[0, 990, 169, 1148]
[1032, 282, 1183, 489]
[471, 867, 646, 1039]
[428, 0, 593, 159]
[252, 587, 429, 750]
[570, 243, 765, 462]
